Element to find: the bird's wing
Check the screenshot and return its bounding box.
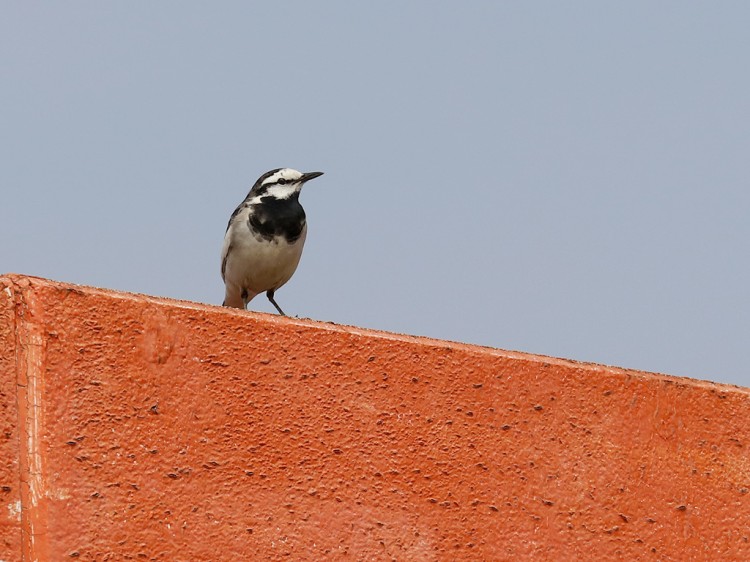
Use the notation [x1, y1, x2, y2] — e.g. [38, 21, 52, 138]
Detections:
[220, 242, 232, 282]
[220, 204, 245, 281]
[225, 202, 245, 233]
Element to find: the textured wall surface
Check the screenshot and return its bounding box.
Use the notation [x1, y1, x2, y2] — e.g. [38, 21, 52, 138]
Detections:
[0, 281, 22, 559]
[1, 274, 749, 561]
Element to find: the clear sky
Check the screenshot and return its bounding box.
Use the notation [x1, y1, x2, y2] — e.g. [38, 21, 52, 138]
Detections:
[2, 3, 749, 388]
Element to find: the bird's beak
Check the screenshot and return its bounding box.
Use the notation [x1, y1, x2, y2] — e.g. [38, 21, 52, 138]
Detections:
[300, 171, 324, 183]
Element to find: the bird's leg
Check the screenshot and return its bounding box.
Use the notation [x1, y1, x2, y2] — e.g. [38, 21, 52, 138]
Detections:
[266, 290, 286, 316]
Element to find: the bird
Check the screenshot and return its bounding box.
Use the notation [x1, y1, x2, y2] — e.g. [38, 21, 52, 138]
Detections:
[221, 168, 324, 315]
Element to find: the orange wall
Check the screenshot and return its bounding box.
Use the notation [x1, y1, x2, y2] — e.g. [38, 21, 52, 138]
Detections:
[1, 274, 749, 561]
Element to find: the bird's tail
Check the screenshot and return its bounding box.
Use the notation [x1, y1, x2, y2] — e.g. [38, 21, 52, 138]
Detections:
[222, 287, 247, 309]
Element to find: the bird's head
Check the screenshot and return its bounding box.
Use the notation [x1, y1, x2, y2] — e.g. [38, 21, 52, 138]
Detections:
[250, 168, 324, 200]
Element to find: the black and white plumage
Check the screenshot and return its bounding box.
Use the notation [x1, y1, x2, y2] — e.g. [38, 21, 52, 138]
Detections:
[221, 168, 323, 315]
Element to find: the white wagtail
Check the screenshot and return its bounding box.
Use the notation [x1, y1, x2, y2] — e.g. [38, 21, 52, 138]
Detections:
[221, 168, 324, 315]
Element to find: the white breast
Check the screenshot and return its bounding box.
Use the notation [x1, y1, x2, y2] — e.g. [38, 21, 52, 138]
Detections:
[221, 205, 307, 299]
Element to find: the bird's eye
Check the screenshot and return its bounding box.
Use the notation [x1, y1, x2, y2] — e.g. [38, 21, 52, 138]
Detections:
[278, 178, 287, 185]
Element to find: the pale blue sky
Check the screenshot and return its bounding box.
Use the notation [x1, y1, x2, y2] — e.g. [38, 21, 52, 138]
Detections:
[2, 2, 749, 387]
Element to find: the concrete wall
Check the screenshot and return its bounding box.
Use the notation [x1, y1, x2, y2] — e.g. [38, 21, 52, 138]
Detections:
[1, 274, 748, 561]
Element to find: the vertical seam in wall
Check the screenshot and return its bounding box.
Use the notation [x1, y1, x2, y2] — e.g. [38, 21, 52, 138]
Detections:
[13, 279, 49, 562]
